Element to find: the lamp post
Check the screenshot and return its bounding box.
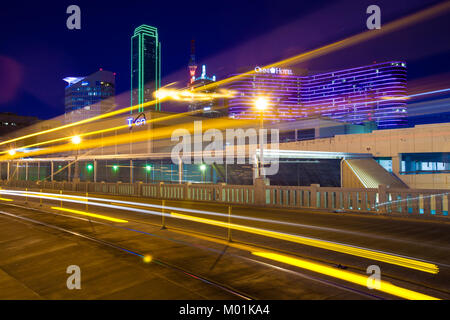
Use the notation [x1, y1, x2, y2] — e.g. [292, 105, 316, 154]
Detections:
[145, 164, 152, 183]
[86, 163, 93, 182]
[71, 135, 81, 182]
[200, 164, 206, 183]
[254, 97, 269, 179]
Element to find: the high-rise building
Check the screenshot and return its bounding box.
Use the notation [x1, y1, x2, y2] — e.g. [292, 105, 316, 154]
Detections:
[226, 66, 305, 121]
[185, 42, 222, 117]
[131, 24, 161, 112]
[63, 69, 115, 123]
[225, 61, 408, 129]
[187, 65, 223, 117]
[300, 61, 407, 129]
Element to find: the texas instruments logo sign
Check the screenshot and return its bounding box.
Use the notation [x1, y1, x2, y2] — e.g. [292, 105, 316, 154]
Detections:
[254, 66, 293, 75]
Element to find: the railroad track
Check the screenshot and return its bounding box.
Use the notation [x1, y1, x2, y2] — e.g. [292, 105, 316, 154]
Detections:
[0, 202, 386, 300]
[2, 190, 449, 299]
[0, 207, 253, 300]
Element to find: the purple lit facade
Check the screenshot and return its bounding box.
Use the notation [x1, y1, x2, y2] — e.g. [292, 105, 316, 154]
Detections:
[226, 68, 303, 121]
[226, 61, 408, 129]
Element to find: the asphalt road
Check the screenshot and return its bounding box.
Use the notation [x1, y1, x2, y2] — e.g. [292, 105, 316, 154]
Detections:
[0, 187, 449, 300]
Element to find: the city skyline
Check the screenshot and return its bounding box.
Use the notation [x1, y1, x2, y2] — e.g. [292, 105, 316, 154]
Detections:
[1, 0, 449, 120]
[0, 0, 449, 304]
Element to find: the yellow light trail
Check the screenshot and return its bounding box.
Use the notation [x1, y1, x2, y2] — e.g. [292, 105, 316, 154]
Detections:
[0, 108, 211, 156]
[170, 212, 439, 274]
[51, 207, 128, 223]
[1, 117, 255, 161]
[252, 252, 439, 300]
[0, 125, 129, 155]
[0, 189, 441, 299]
[0, 197, 13, 202]
[155, 220, 439, 300]
[2, 2, 447, 151]
[0, 95, 215, 152]
[166, 223, 439, 299]
[0, 101, 156, 148]
[154, 88, 235, 101]
[0, 101, 239, 158]
[28, 193, 88, 202]
[0, 93, 233, 154]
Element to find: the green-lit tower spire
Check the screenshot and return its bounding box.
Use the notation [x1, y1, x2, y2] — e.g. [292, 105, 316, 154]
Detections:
[131, 24, 161, 112]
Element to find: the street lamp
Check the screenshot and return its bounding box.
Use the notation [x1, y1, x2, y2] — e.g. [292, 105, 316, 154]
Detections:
[254, 97, 269, 179]
[145, 165, 152, 183]
[200, 164, 206, 183]
[254, 97, 269, 111]
[8, 149, 16, 156]
[71, 135, 81, 145]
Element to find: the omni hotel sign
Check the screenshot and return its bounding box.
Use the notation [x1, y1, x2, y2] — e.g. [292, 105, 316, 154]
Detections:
[254, 66, 293, 75]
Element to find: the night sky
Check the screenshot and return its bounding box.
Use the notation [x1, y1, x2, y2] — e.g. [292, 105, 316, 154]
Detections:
[0, 0, 449, 119]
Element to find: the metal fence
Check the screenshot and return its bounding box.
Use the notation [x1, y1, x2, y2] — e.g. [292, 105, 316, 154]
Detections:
[0, 180, 448, 217]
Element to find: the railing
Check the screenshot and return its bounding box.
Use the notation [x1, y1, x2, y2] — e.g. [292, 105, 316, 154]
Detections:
[400, 170, 450, 175]
[0, 179, 448, 218]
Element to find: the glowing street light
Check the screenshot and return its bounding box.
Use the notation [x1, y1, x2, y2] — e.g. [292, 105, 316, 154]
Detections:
[200, 164, 206, 183]
[112, 165, 119, 171]
[8, 149, 16, 156]
[254, 97, 269, 111]
[145, 164, 152, 183]
[86, 164, 93, 171]
[71, 135, 81, 145]
[254, 97, 270, 179]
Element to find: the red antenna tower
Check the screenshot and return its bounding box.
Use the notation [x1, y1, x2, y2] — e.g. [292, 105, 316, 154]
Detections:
[188, 40, 197, 85]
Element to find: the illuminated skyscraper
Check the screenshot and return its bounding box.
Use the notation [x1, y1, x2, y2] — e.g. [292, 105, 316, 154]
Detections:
[226, 61, 408, 129]
[131, 24, 161, 112]
[300, 61, 407, 129]
[188, 65, 222, 117]
[64, 69, 115, 123]
[226, 66, 304, 121]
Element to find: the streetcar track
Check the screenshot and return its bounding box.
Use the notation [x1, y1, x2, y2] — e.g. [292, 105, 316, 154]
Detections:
[6, 188, 450, 253]
[0, 202, 385, 300]
[2, 189, 448, 272]
[3, 200, 449, 299]
[1, 190, 450, 274]
[0, 208, 253, 300]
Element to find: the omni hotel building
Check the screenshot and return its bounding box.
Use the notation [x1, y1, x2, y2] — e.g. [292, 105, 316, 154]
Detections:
[226, 61, 408, 129]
